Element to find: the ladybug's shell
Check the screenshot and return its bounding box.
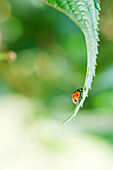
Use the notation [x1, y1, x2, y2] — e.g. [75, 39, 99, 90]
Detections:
[72, 91, 81, 104]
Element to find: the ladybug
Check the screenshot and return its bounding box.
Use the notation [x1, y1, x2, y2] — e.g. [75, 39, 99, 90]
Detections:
[72, 88, 83, 104]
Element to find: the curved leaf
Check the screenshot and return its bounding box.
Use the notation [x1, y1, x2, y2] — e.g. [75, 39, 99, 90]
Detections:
[43, 0, 100, 124]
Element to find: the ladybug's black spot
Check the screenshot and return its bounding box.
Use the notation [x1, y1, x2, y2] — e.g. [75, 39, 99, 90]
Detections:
[75, 100, 77, 102]
[76, 94, 78, 96]
[73, 95, 74, 97]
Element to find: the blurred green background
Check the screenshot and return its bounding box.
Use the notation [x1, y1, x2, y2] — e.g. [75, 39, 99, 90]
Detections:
[0, 0, 113, 169]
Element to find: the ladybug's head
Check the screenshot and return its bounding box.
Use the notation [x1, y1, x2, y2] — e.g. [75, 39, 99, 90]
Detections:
[77, 88, 83, 92]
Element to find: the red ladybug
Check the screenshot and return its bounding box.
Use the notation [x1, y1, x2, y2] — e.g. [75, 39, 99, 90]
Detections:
[72, 88, 83, 104]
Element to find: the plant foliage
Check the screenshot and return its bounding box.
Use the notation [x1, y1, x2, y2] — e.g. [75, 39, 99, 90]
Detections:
[43, 0, 100, 124]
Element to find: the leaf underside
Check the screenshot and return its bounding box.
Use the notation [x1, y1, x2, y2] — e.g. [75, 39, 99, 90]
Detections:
[43, 0, 100, 124]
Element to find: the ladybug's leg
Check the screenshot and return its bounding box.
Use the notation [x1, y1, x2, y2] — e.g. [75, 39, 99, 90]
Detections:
[79, 95, 83, 100]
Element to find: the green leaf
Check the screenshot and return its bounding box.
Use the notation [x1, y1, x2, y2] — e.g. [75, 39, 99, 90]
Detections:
[43, 0, 100, 124]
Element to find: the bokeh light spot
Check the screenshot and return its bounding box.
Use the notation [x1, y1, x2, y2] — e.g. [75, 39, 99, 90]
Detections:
[0, 0, 11, 23]
[0, 16, 23, 43]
